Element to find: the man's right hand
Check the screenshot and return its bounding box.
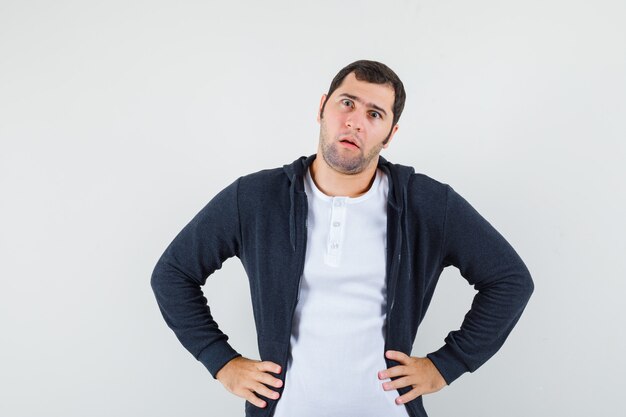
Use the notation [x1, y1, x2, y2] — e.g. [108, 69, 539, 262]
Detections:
[215, 356, 283, 408]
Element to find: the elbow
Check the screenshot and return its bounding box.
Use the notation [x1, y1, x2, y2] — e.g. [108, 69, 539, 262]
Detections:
[503, 267, 535, 320]
[150, 259, 166, 294]
[523, 270, 534, 302]
[518, 260, 534, 299]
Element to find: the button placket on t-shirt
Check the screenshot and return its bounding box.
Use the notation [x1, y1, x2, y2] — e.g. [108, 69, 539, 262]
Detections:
[325, 197, 348, 266]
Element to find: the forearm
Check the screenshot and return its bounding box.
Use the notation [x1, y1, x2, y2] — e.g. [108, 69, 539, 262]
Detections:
[151, 257, 241, 378]
[427, 261, 534, 384]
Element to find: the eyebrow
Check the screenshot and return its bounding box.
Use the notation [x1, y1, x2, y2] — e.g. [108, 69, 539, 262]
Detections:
[338, 93, 389, 117]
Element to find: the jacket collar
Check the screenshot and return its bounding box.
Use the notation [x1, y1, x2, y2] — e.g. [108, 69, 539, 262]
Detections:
[282, 154, 415, 250]
[282, 154, 414, 206]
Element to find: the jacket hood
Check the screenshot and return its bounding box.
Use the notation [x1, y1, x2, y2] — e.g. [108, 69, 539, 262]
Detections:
[282, 154, 415, 250]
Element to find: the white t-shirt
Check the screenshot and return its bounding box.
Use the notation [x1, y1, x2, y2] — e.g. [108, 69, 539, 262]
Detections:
[272, 167, 410, 417]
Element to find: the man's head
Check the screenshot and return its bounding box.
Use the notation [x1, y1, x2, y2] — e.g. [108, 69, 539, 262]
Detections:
[319, 60, 406, 145]
[316, 60, 405, 175]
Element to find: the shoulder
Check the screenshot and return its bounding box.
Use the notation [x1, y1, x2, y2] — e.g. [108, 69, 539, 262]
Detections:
[235, 166, 291, 208]
[383, 159, 449, 196]
[382, 159, 450, 212]
[239, 166, 286, 187]
[408, 172, 448, 191]
[405, 172, 450, 214]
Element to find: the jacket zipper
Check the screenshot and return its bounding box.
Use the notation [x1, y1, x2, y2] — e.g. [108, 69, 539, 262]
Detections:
[383, 211, 415, 417]
[267, 197, 307, 417]
[384, 250, 399, 347]
[384, 201, 400, 347]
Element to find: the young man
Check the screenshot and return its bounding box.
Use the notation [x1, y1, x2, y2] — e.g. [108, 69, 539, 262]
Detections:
[151, 60, 534, 417]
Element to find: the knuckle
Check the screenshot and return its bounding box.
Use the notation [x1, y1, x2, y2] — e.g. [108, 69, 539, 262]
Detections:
[263, 374, 282, 386]
[261, 388, 279, 400]
[246, 394, 264, 408]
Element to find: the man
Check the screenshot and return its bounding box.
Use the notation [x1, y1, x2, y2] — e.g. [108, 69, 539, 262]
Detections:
[150, 60, 534, 417]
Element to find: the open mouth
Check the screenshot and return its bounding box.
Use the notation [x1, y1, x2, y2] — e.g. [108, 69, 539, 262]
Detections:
[339, 137, 359, 149]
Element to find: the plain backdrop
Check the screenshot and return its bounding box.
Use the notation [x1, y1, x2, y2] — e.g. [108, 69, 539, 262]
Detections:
[1, 1, 625, 416]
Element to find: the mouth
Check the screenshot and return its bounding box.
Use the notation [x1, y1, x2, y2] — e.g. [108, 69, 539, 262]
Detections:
[339, 136, 360, 149]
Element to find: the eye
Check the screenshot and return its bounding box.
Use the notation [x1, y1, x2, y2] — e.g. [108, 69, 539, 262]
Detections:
[341, 99, 353, 107]
[370, 111, 382, 119]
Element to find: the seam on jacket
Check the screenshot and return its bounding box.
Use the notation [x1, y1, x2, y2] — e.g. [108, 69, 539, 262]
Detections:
[436, 184, 451, 269]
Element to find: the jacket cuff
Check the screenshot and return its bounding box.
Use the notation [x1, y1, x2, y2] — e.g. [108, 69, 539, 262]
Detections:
[426, 344, 471, 386]
[197, 339, 242, 379]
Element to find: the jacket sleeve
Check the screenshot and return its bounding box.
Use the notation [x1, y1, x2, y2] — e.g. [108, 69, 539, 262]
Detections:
[150, 177, 243, 379]
[426, 184, 534, 385]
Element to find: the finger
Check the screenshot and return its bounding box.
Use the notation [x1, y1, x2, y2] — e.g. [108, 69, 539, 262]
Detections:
[378, 365, 410, 379]
[257, 361, 282, 374]
[395, 386, 422, 405]
[253, 382, 281, 401]
[256, 371, 284, 389]
[385, 350, 411, 364]
[382, 375, 413, 391]
[244, 390, 267, 408]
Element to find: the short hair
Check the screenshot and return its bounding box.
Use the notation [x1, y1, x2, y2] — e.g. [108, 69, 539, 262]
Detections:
[320, 60, 406, 129]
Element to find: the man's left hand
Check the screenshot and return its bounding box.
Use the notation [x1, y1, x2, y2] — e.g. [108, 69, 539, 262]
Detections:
[378, 350, 448, 405]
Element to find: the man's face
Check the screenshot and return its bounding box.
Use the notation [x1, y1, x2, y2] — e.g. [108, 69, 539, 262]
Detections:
[317, 72, 399, 175]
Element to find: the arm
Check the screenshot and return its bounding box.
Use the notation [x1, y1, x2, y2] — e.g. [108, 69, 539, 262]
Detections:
[150, 178, 284, 407]
[426, 184, 535, 385]
[150, 178, 243, 378]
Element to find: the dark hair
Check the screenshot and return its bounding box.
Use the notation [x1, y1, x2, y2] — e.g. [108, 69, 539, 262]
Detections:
[320, 60, 406, 142]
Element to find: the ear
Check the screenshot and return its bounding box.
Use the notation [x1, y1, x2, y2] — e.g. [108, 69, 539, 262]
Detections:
[382, 124, 399, 149]
[317, 94, 327, 123]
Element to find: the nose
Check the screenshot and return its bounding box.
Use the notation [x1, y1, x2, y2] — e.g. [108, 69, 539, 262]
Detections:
[345, 116, 363, 132]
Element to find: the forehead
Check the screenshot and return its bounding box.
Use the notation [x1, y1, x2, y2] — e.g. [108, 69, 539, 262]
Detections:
[332, 72, 395, 113]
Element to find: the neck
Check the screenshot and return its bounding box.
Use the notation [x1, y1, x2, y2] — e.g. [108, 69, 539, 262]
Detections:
[309, 153, 379, 198]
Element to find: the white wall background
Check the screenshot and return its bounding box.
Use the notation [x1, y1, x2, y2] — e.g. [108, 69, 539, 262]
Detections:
[1, 1, 625, 416]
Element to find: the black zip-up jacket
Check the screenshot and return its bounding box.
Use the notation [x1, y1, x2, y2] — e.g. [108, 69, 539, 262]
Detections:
[151, 154, 534, 417]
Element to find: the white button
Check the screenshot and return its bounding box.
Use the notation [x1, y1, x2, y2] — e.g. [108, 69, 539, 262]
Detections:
[330, 242, 339, 249]
[334, 200, 342, 207]
[333, 221, 340, 227]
